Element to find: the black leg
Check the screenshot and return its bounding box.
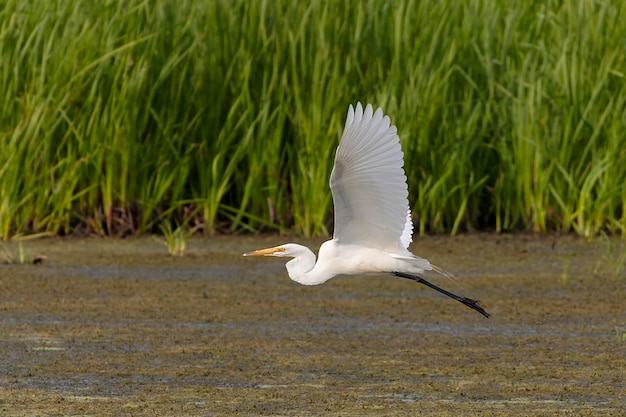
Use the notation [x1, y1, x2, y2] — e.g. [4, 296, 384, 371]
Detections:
[393, 271, 491, 319]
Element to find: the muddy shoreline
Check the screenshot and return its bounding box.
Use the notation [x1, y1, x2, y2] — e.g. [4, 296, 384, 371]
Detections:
[1, 235, 624, 415]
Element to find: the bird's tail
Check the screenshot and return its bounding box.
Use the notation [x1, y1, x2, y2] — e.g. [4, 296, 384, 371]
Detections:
[431, 263, 479, 293]
[431, 264, 460, 283]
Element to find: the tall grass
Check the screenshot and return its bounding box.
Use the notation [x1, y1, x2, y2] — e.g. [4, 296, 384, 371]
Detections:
[0, 0, 625, 239]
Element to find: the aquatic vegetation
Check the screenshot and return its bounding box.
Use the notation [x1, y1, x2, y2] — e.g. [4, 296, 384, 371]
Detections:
[158, 221, 196, 257]
[593, 233, 626, 278]
[0, 241, 26, 264]
[616, 324, 626, 343]
[0, 240, 46, 264]
[1, 0, 625, 238]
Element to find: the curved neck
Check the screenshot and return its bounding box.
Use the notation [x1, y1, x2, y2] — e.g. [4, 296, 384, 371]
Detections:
[285, 246, 329, 286]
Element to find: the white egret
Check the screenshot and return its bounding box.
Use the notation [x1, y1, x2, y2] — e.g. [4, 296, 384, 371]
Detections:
[244, 103, 490, 318]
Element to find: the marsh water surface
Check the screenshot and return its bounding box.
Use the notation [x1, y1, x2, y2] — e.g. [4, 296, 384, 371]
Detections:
[1, 235, 624, 415]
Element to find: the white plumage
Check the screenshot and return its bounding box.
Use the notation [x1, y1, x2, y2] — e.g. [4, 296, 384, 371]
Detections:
[244, 103, 489, 318]
[330, 103, 413, 251]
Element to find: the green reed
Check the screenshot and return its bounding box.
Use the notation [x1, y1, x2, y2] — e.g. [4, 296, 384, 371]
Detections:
[0, 0, 625, 239]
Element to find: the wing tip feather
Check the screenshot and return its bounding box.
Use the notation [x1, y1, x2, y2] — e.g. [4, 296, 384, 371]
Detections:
[336, 102, 412, 249]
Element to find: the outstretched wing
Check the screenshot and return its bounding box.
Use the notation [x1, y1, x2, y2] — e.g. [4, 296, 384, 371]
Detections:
[330, 103, 413, 251]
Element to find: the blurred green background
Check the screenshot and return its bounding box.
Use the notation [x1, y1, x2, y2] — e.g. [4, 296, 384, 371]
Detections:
[1, 0, 625, 239]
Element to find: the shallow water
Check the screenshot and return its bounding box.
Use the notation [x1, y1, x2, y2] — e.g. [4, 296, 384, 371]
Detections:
[0, 234, 624, 416]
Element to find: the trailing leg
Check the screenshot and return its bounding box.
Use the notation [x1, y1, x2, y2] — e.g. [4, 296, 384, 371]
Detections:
[393, 271, 490, 318]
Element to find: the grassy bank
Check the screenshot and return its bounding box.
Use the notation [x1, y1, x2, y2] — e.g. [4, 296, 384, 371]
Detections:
[1, 0, 625, 239]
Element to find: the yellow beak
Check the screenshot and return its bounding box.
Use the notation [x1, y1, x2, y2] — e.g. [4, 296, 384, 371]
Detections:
[243, 246, 285, 257]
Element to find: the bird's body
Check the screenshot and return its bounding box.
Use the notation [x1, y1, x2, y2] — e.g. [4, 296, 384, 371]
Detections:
[245, 103, 490, 318]
[280, 241, 431, 286]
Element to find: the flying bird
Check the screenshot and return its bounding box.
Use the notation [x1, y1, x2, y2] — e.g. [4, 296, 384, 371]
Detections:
[244, 103, 490, 318]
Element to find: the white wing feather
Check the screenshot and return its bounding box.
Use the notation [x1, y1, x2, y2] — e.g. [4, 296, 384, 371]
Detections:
[400, 210, 414, 249]
[330, 103, 413, 251]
